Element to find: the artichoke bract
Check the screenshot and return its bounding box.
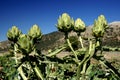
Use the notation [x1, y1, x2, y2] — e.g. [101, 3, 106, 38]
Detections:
[28, 24, 42, 41]
[7, 26, 21, 42]
[98, 15, 108, 29]
[92, 15, 108, 37]
[17, 34, 34, 54]
[74, 18, 86, 32]
[56, 13, 74, 33]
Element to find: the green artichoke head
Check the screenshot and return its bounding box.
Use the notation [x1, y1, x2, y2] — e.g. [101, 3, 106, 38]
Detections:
[28, 24, 42, 42]
[92, 20, 104, 37]
[17, 34, 34, 54]
[99, 15, 108, 29]
[92, 15, 108, 37]
[74, 18, 86, 32]
[7, 26, 22, 42]
[56, 13, 74, 33]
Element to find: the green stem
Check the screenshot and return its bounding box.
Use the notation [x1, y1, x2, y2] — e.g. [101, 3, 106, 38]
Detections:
[64, 32, 79, 62]
[76, 57, 87, 80]
[78, 35, 84, 48]
[76, 40, 95, 80]
[66, 38, 79, 62]
[14, 44, 27, 80]
[26, 54, 44, 80]
[14, 44, 18, 65]
[34, 65, 44, 80]
[18, 65, 28, 80]
[46, 46, 66, 57]
[81, 62, 87, 74]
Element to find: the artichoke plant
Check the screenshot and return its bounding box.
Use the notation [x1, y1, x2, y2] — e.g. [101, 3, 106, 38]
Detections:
[74, 18, 86, 32]
[28, 24, 42, 42]
[7, 26, 22, 42]
[92, 15, 108, 37]
[17, 34, 34, 54]
[56, 13, 74, 33]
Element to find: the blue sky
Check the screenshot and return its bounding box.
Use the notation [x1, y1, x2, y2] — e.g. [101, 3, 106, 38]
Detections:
[0, 0, 120, 41]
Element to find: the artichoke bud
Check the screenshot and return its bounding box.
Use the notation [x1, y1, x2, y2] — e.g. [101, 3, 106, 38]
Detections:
[7, 26, 22, 42]
[92, 20, 104, 37]
[92, 15, 108, 37]
[28, 24, 42, 41]
[74, 18, 86, 32]
[56, 13, 74, 32]
[98, 15, 108, 29]
[17, 34, 33, 54]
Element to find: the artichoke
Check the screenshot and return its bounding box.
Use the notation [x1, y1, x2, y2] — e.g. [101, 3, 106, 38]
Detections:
[17, 34, 34, 54]
[98, 15, 108, 29]
[28, 24, 42, 42]
[56, 13, 74, 33]
[92, 15, 108, 37]
[74, 18, 86, 32]
[92, 20, 105, 37]
[7, 26, 22, 42]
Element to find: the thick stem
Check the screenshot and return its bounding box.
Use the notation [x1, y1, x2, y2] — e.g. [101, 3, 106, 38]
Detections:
[78, 35, 84, 48]
[76, 39, 95, 80]
[46, 46, 66, 57]
[14, 43, 27, 79]
[81, 62, 87, 74]
[77, 33, 84, 48]
[66, 38, 79, 62]
[14, 44, 21, 79]
[18, 65, 28, 80]
[34, 65, 44, 80]
[76, 58, 87, 80]
[65, 32, 79, 62]
[26, 54, 44, 80]
[96, 38, 103, 55]
[14, 44, 18, 65]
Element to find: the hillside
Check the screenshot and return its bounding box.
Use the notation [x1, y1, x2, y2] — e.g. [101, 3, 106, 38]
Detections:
[0, 21, 120, 54]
